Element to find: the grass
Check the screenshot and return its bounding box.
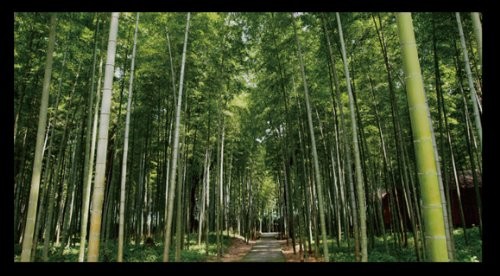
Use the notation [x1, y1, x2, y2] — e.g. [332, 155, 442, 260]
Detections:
[14, 232, 232, 262]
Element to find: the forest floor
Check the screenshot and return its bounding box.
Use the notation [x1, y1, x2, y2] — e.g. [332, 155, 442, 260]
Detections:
[281, 242, 322, 262]
[207, 234, 255, 262]
[14, 227, 481, 262]
[212, 227, 483, 262]
[209, 232, 289, 262]
[280, 226, 482, 262]
[212, 232, 315, 262]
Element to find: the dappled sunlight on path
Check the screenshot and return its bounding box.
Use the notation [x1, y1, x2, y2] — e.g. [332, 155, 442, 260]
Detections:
[241, 232, 285, 262]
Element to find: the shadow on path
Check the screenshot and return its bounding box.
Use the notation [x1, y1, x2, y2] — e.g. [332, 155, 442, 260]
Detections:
[241, 232, 285, 262]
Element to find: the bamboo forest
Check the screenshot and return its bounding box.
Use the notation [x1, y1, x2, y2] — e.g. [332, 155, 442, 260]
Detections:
[14, 12, 482, 262]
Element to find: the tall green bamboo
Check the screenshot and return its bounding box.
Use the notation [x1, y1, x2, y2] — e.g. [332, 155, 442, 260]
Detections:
[162, 24, 176, 253]
[336, 12, 368, 262]
[396, 12, 449, 262]
[456, 12, 482, 149]
[87, 12, 120, 262]
[79, 14, 100, 262]
[291, 13, 329, 262]
[270, 12, 296, 251]
[470, 13, 482, 67]
[43, 63, 81, 261]
[198, 149, 210, 245]
[31, 50, 67, 261]
[322, 14, 350, 250]
[20, 14, 57, 262]
[163, 12, 191, 262]
[117, 12, 139, 262]
[216, 122, 225, 257]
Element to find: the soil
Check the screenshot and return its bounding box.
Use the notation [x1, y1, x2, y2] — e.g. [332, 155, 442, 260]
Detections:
[207, 235, 256, 262]
[280, 241, 323, 262]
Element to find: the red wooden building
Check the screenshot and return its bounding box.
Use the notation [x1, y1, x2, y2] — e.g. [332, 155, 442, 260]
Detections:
[381, 171, 481, 228]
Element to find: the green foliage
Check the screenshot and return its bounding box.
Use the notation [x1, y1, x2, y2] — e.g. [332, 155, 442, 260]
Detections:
[14, 233, 235, 262]
[124, 242, 163, 262]
[453, 227, 482, 262]
[325, 227, 481, 262]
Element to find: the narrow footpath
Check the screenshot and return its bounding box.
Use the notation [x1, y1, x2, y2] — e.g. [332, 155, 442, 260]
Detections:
[241, 232, 285, 262]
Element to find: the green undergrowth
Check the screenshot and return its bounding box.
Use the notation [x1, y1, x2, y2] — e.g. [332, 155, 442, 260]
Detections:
[300, 226, 481, 262]
[14, 232, 232, 262]
[14, 228, 481, 262]
[453, 227, 482, 262]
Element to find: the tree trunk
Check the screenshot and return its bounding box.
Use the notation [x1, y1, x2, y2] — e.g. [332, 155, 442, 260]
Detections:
[59, 135, 81, 252]
[198, 149, 210, 244]
[87, 12, 120, 262]
[79, 14, 100, 262]
[470, 13, 482, 68]
[295, 90, 313, 256]
[217, 122, 225, 257]
[291, 13, 329, 262]
[396, 13, 449, 262]
[42, 62, 81, 261]
[336, 13, 368, 262]
[79, 55, 104, 261]
[175, 137, 185, 260]
[205, 150, 211, 254]
[453, 32, 483, 236]
[20, 14, 57, 262]
[31, 50, 67, 261]
[163, 12, 191, 262]
[456, 13, 482, 148]
[432, 18, 456, 260]
[118, 12, 139, 262]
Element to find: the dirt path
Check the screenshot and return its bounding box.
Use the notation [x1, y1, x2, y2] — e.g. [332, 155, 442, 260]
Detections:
[207, 234, 255, 262]
[241, 232, 285, 262]
[281, 242, 322, 262]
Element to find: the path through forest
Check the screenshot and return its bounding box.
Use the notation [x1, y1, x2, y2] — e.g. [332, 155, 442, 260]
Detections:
[241, 232, 285, 262]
